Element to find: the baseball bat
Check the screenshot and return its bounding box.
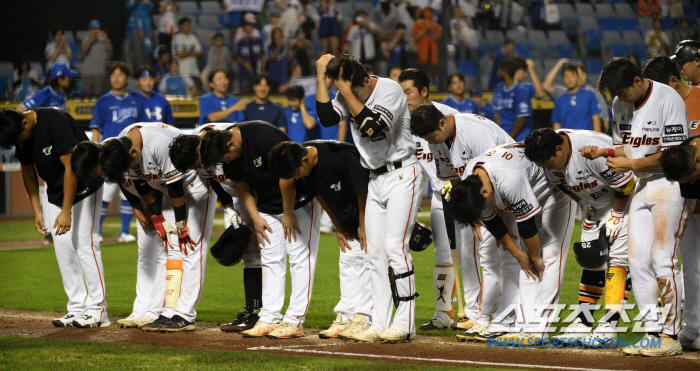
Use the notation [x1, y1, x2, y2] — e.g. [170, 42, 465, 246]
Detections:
[451, 249, 466, 319]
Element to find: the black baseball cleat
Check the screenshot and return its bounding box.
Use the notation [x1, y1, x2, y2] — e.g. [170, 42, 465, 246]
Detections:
[52, 313, 76, 327]
[141, 315, 171, 332]
[160, 315, 196, 332]
[220, 308, 249, 332]
[233, 309, 260, 332]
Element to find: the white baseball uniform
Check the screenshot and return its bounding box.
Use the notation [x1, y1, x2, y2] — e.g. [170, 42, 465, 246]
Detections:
[432, 113, 517, 325]
[610, 80, 693, 335]
[470, 143, 576, 337]
[120, 123, 217, 323]
[545, 130, 635, 270]
[331, 77, 424, 334]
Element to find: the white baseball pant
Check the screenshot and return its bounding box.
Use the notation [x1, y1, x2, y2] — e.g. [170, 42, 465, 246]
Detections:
[47, 186, 108, 322]
[334, 238, 373, 321]
[102, 182, 128, 203]
[431, 192, 452, 266]
[160, 177, 217, 323]
[365, 163, 424, 334]
[627, 176, 693, 336]
[258, 200, 322, 326]
[454, 223, 483, 321]
[519, 192, 576, 337]
[680, 212, 700, 340]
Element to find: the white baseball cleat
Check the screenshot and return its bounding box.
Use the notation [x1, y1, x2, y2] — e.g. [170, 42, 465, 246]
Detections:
[319, 313, 350, 339]
[419, 311, 454, 330]
[450, 317, 477, 331]
[348, 327, 379, 342]
[116, 314, 139, 328]
[579, 322, 616, 347]
[98, 235, 104, 243]
[623, 334, 660, 356]
[552, 318, 591, 346]
[639, 334, 683, 357]
[679, 332, 700, 350]
[72, 314, 111, 328]
[52, 313, 77, 327]
[118, 233, 137, 243]
[456, 324, 486, 342]
[133, 315, 155, 328]
[338, 314, 371, 340]
[378, 324, 416, 342]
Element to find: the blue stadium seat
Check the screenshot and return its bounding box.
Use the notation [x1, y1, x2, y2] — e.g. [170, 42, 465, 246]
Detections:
[586, 59, 604, 75]
[595, 4, 616, 18]
[661, 18, 675, 31]
[458, 60, 479, 76]
[608, 43, 628, 57]
[478, 42, 490, 58]
[629, 43, 647, 58]
[69, 42, 81, 65]
[598, 18, 618, 31]
[618, 18, 638, 31]
[584, 29, 602, 52]
[556, 43, 574, 58]
[515, 42, 533, 58]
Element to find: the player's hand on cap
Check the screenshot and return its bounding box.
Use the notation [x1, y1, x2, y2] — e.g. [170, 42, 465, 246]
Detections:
[605, 210, 624, 242]
[34, 212, 49, 236]
[151, 214, 177, 251]
[175, 221, 196, 255]
[578, 145, 607, 160]
[224, 206, 241, 229]
[335, 224, 354, 253]
[316, 54, 335, 78]
[282, 212, 301, 243]
[441, 181, 452, 201]
[606, 156, 634, 174]
[252, 215, 273, 247]
[54, 211, 72, 236]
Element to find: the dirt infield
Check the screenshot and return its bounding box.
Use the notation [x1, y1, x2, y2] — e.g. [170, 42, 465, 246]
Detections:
[2, 310, 699, 370]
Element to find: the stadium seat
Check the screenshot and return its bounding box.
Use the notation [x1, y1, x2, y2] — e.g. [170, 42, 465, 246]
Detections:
[0, 75, 11, 99]
[0, 62, 13, 76]
[638, 17, 653, 32]
[198, 15, 223, 29]
[629, 43, 647, 58]
[76, 30, 91, 43]
[598, 18, 618, 32]
[514, 42, 533, 58]
[608, 43, 628, 57]
[583, 29, 602, 53]
[602, 30, 624, 44]
[585, 59, 604, 75]
[618, 18, 638, 32]
[478, 42, 490, 58]
[200, 1, 223, 14]
[558, 3, 579, 39]
[556, 43, 574, 58]
[587, 74, 600, 88]
[336, 2, 354, 18]
[354, 2, 373, 14]
[575, 3, 596, 17]
[485, 30, 505, 46]
[660, 18, 674, 31]
[62, 31, 75, 43]
[69, 43, 81, 65]
[614, 3, 636, 18]
[622, 31, 644, 45]
[152, 15, 163, 30]
[547, 30, 568, 45]
[506, 29, 527, 44]
[608, 0, 622, 5]
[458, 60, 478, 76]
[178, 1, 199, 14]
[30, 62, 44, 77]
[557, 3, 576, 19]
[579, 16, 599, 32]
[595, 3, 616, 18]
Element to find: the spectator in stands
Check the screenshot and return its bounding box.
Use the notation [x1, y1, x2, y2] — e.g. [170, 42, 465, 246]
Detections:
[383, 23, 417, 71]
[244, 73, 287, 130]
[171, 17, 203, 92]
[234, 13, 263, 43]
[658, 45, 669, 56]
[488, 39, 515, 90]
[450, 5, 478, 60]
[45, 28, 73, 70]
[201, 32, 233, 93]
[126, 0, 154, 69]
[471, 89, 496, 121]
[542, 58, 610, 132]
[627, 51, 641, 68]
[512, 55, 546, 99]
[278, 61, 304, 93]
[550, 64, 602, 131]
[318, 0, 340, 55]
[441, 72, 477, 113]
[157, 0, 179, 48]
[278, 0, 304, 39]
[412, 8, 441, 83]
[134, 66, 174, 124]
[492, 59, 533, 141]
[388, 65, 403, 82]
[199, 69, 248, 125]
[291, 29, 315, 75]
[646, 17, 671, 56]
[11, 54, 40, 102]
[638, 0, 661, 17]
[300, 0, 321, 41]
[346, 11, 381, 66]
[17, 63, 76, 111]
[266, 27, 290, 91]
[284, 85, 316, 143]
[263, 10, 283, 51]
[80, 20, 113, 98]
[152, 45, 170, 83]
[674, 19, 698, 46]
[159, 58, 195, 95]
[372, 0, 403, 37]
[235, 16, 266, 94]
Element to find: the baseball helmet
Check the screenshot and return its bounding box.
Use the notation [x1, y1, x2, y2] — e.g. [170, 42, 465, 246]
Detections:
[210, 224, 252, 266]
[671, 40, 700, 62]
[409, 222, 433, 252]
[573, 226, 609, 269]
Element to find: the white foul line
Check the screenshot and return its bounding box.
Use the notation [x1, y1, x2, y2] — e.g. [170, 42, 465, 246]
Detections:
[247, 345, 634, 371]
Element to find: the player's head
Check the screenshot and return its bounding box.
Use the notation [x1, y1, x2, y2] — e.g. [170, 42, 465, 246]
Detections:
[562, 64, 579, 90]
[497, 59, 517, 82]
[577, 64, 588, 87]
[660, 145, 700, 183]
[410, 104, 450, 144]
[71, 141, 102, 180]
[512, 55, 528, 82]
[209, 69, 229, 95]
[448, 175, 488, 227]
[642, 55, 683, 92]
[169, 134, 202, 172]
[672, 40, 700, 84]
[49, 63, 76, 91]
[135, 66, 156, 94]
[200, 128, 235, 167]
[268, 141, 313, 179]
[286, 86, 305, 112]
[109, 62, 130, 91]
[448, 73, 466, 96]
[398, 68, 431, 112]
[325, 54, 372, 102]
[524, 128, 567, 170]
[253, 73, 271, 100]
[598, 57, 644, 103]
[100, 137, 135, 183]
[0, 109, 30, 149]
[388, 65, 402, 82]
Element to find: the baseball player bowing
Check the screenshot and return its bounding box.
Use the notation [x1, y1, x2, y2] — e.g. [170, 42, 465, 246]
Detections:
[0, 108, 107, 328]
[169, 123, 263, 333]
[316, 54, 425, 342]
[72, 141, 168, 330]
[397, 68, 462, 330]
[524, 128, 635, 347]
[199, 121, 321, 339]
[583, 58, 693, 356]
[268, 140, 373, 340]
[75, 123, 217, 332]
[409, 105, 520, 341]
[449, 143, 576, 344]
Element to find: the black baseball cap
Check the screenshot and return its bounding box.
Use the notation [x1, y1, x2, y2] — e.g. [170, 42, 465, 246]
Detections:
[671, 40, 700, 63]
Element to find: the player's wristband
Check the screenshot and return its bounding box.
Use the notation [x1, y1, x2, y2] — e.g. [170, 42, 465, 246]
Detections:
[604, 148, 616, 158]
[174, 204, 187, 222]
